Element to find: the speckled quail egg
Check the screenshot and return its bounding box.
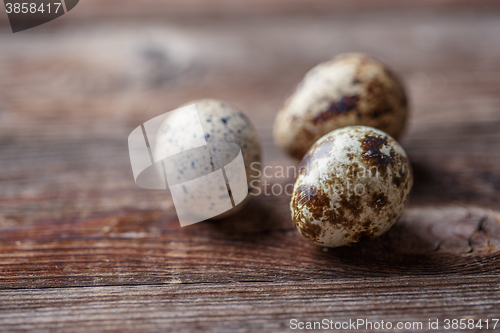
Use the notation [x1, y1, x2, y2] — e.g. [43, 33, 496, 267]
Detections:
[291, 126, 413, 247]
[176, 99, 262, 183]
[274, 53, 408, 159]
[154, 99, 261, 224]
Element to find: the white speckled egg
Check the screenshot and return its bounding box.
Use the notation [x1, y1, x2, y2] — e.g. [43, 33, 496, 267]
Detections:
[274, 53, 408, 159]
[154, 99, 261, 222]
[291, 126, 413, 247]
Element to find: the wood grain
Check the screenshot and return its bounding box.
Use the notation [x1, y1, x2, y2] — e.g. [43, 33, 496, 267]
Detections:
[1, 277, 499, 332]
[0, 5, 500, 332]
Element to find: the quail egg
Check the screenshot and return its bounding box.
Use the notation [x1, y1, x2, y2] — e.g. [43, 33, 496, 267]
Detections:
[291, 126, 413, 247]
[274, 53, 408, 159]
[154, 99, 261, 224]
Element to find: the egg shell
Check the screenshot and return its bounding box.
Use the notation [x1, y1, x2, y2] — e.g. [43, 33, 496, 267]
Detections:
[274, 53, 408, 159]
[291, 126, 413, 247]
[155, 99, 261, 219]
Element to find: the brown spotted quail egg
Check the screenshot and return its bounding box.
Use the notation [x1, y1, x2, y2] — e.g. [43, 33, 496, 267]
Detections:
[154, 99, 261, 222]
[274, 53, 408, 159]
[291, 126, 413, 247]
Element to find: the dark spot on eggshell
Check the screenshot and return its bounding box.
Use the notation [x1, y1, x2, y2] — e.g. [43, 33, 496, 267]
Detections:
[393, 167, 407, 188]
[313, 95, 360, 124]
[362, 219, 372, 229]
[366, 77, 385, 95]
[350, 230, 374, 243]
[321, 194, 364, 230]
[364, 78, 397, 120]
[337, 194, 364, 221]
[371, 106, 392, 119]
[348, 164, 361, 178]
[371, 192, 388, 213]
[360, 135, 395, 174]
[294, 185, 330, 220]
[298, 221, 323, 242]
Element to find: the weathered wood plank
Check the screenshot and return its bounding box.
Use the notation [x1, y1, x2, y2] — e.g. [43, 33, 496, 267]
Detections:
[1, 277, 499, 332]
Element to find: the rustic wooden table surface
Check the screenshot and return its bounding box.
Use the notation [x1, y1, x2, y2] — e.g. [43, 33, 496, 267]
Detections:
[1, 1, 500, 332]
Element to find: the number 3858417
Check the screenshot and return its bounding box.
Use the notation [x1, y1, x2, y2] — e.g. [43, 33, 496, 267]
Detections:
[5, 3, 62, 14]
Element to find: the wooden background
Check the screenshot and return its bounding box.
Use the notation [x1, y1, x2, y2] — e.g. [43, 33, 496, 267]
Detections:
[1, 0, 500, 331]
